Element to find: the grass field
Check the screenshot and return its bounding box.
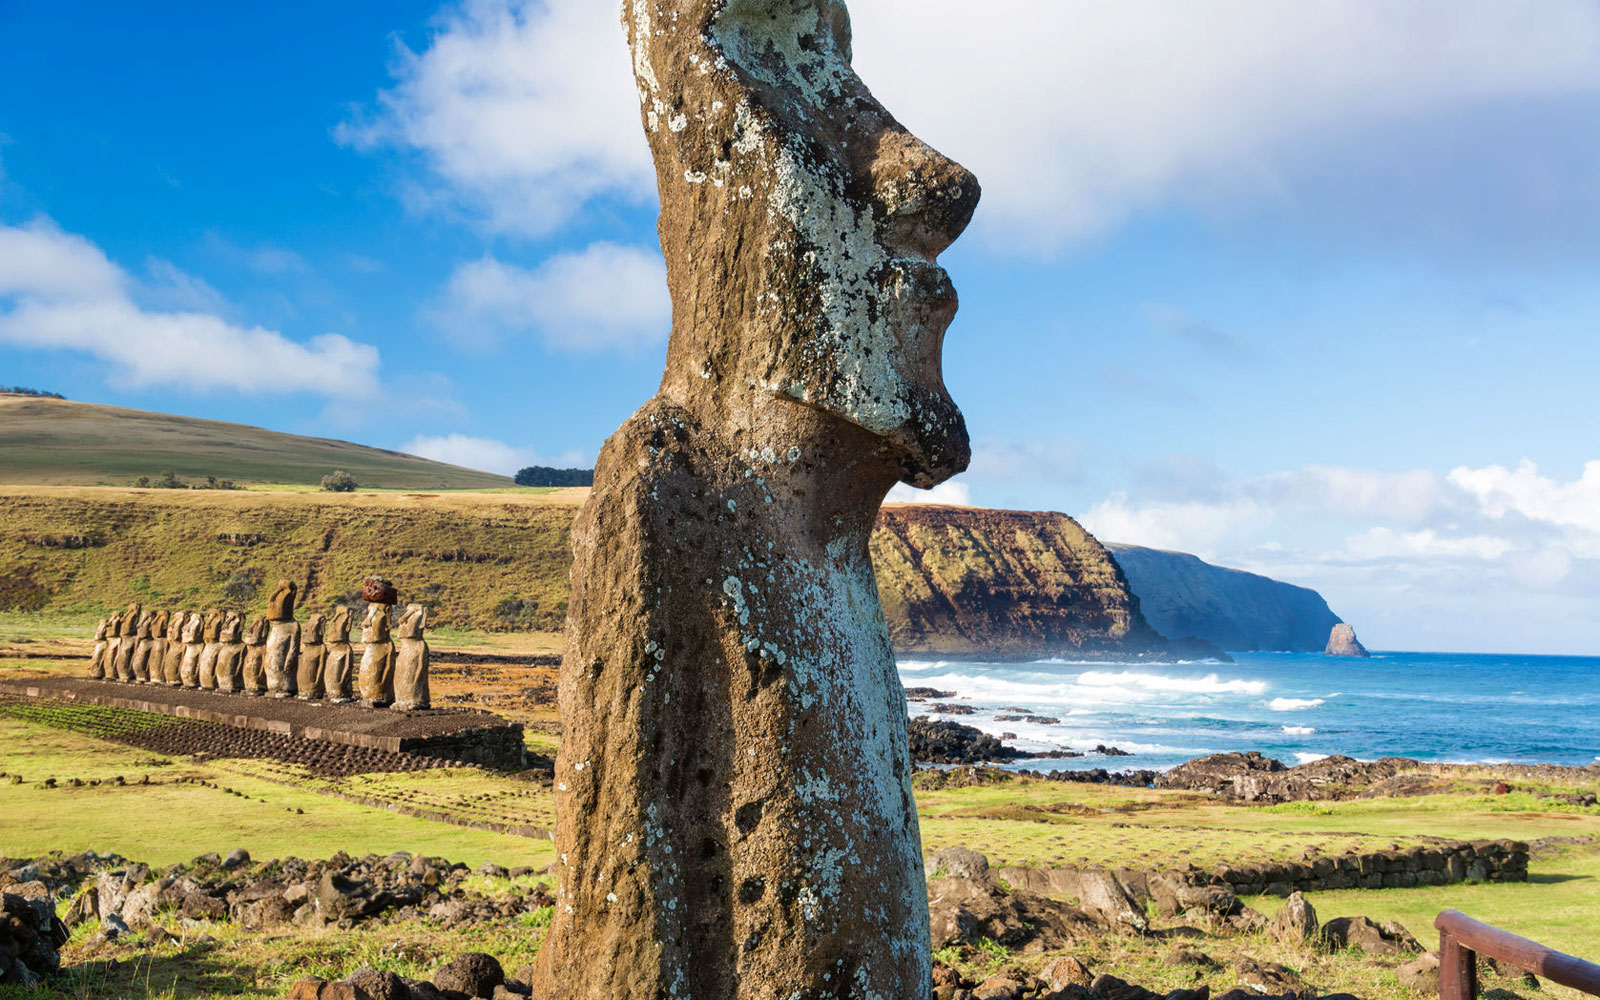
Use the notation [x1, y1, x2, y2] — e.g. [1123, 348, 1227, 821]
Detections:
[0, 395, 513, 489]
[0, 689, 1596, 1000]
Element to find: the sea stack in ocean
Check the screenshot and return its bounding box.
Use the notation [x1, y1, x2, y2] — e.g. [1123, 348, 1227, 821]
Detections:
[531, 2, 981, 997]
[1325, 623, 1370, 657]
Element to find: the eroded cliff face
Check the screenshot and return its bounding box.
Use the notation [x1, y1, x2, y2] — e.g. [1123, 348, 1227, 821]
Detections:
[872, 505, 1169, 659]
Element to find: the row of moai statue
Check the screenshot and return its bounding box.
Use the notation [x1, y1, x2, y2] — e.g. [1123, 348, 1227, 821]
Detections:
[85, 577, 430, 711]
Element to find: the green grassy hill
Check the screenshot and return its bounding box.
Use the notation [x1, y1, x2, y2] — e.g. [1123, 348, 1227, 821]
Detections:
[0, 394, 512, 489]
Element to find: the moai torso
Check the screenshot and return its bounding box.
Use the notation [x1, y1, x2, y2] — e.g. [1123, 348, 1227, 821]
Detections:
[89, 618, 110, 679]
[357, 602, 394, 707]
[533, 3, 980, 997]
[179, 612, 205, 688]
[263, 579, 300, 698]
[323, 606, 354, 703]
[197, 609, 224, 689]
[161, 613, 186, 685]
[392, 603, 430, 711]
[297, 613, 326, 701]
[241, 616, 269, 696]
[145, 611, 170, 684]
[114, 603, 142, 681]
[214, 613, 245, 693]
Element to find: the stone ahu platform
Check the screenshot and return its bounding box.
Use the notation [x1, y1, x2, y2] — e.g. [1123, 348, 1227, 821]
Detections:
[0, 677, 525, 770]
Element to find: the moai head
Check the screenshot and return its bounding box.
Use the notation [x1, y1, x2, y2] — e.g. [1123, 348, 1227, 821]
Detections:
[267, 579, 297, 621]
[329, 605, 352, 642]
[221, 612, 243, 643]
[629, 0, 980, 487]
[166, 612, 184, 642]
[245, 615, 269, 645]
[304, 612, 326, 644]
[180, 612, 203, 643]
[361, 602, 391, 643]
[396, 603, 426, 640]
[93, 618, 108, 641]
[202, 608, 224, 643]
[151, 610, 170, 637]
[122, 603, 143, 636]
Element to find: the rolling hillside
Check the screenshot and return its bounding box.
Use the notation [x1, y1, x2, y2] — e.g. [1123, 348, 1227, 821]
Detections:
[0, 395, 512, 489]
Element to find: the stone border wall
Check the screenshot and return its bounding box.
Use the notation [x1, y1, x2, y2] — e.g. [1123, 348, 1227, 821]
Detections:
[998, 838, 1529, 904]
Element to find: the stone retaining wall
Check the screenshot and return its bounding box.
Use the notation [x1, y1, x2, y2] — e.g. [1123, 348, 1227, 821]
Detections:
[998, 838, 1529, 905]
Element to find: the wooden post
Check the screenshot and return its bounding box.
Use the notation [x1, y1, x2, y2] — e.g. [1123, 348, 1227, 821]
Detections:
[1439, 928, 1478, 1000]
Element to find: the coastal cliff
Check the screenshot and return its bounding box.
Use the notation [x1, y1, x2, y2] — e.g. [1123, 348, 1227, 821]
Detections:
[1106, 543, 1342, 652]
[872, 505, 1171, 659]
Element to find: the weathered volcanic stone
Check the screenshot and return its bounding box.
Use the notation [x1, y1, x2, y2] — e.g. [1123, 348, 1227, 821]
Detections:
[129, 612, 156, 682]
[214, 612, 245, 693]
[1325, 623, 1370, 657]
[88, 617, 110, 679]
[323, 606, 355, 703]
[362, 576, 398, 606]
[531, 3, 980, 998]
[242, 615, 269, 695]
[114, 602, 141, 681]
[265, 580, 300, 698]
[298, 613, 327, 701]
[357, 604, 393, 707]
[392, 604, 430, 711]
[197, 608, 224, 689]
[179, 611, 205, 688]
[161, 611, 185, 685]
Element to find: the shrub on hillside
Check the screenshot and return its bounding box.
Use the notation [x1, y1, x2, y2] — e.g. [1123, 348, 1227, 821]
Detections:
[321, 470, 359, 493]
[513, 466, 594, 487]
[134, 469, 187, 489]
[1, 386, 65, 399]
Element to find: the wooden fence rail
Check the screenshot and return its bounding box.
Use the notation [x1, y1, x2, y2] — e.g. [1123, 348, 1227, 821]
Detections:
[1436, 910, 1600, 1000]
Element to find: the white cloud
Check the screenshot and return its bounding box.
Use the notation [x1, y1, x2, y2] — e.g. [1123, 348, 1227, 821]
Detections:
[401, 433, 533, 475]
[1449, 459, 1600, 535]
[1081, 492, 1263, 555]
[429, 242, 669, 352]
[338, 0, 650, 236]
[887, 479, 972, 506]
[0, 218, 379, 397]
[344, 1, 1600, 248]
[1344, 527, 1515, 561]
[851, 0, 1600, 248]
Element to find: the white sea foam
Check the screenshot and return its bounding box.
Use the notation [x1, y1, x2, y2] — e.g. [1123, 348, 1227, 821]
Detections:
[1269, 697, 1325, 711]
[1076, 670, 1268, 695]
[1281, 725, 1317, 735]
[1295, 752, 1330, 764]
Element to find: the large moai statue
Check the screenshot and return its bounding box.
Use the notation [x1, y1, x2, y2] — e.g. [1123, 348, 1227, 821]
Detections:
[263, 579, 300, 698]
[323, 606, 355, 703]
[101, 612, 123, 681]
[241, 615, 269, 696]
[214, 612, 245, 694]
[88, 618, 110, 679]
[145, 610, 170, 684]
[357, 577, 397, 707]
[179, 611, 205, 688]
[161, 612, 186, 685]
[129, 613, 155, 682]
[392, 603, 430, 711]
[532, 3, 980, 997]
[297, 613, 327, 701]
[197, 608, 224, 689]
[114, 603, 142, 681]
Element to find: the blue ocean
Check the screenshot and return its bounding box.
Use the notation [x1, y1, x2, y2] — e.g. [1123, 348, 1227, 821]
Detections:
[897, 651, 1600, 771]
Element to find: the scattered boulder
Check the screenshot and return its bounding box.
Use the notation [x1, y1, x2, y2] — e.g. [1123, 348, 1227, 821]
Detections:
[432, 953, 504, 997]
[1091, 973, 1159, 1000]
[1322, 915, 1423, 956]
[928, 847, 992, 882]
[344, 969, 407, 1000]
[1397, 952, 1441, 993]
[1269, 892, 1319, 945]
[1039, 956, 1094, 991]
[1234, 959, 1310, 999]
[0, 882, 67, 986]
[222, 848, 251, 870]
[926, 875, 1094, 951]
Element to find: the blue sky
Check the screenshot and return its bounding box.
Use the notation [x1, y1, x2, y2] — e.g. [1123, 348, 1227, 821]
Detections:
[4, 1, 1600, 654]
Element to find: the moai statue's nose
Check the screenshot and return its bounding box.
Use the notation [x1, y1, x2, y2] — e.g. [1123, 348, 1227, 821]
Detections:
[869, 127, 981, 261]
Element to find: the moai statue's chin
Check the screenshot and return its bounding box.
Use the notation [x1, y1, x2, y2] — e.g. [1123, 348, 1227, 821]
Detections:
[323, 606, 355, 703]
[391, 603, 430, 711]
[298, 613, 327, 701]
[533, 2, 980, 997]
[263, 579, 300, 699]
